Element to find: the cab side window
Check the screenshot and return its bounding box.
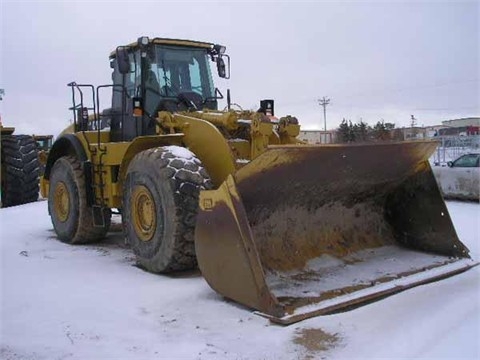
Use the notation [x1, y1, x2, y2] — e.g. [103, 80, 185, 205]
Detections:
[112, 51, 139, 110]
[189, 58, 202, 94]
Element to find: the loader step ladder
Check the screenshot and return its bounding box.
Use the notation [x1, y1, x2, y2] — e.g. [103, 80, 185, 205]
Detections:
[67, 82, 125, 226]
[91, 148, 108, 227]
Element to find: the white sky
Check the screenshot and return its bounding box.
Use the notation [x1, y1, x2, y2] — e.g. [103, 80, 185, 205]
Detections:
[0, 0, 478, 136]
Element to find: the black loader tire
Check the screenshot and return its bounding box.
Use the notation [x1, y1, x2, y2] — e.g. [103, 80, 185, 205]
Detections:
[1, 135, 40, 207]
[123, 146, 212, 273]
[48, 155, 111, 244]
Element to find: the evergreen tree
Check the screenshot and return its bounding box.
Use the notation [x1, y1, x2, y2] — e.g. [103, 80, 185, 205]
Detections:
[384, 122, 395, 131]
[348, 120, 356, 142]
[353, 120, 369, 142]
[337, 118, 352, 143]
[373, 120, 391, 140]
[338, 119, 394, 142]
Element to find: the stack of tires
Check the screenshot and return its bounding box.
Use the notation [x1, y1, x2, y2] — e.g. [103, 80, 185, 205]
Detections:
[1, 135, 40, 207]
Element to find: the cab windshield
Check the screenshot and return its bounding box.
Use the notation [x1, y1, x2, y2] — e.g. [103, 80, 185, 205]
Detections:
[147, 45, 215, 99]
[113, 44, 217, 116]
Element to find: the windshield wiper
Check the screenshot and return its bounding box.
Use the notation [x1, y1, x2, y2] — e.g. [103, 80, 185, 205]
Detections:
[160, 59, 171, 97]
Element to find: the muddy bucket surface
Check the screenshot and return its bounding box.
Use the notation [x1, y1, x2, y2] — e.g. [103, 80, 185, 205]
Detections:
[195, 141, 478, 324]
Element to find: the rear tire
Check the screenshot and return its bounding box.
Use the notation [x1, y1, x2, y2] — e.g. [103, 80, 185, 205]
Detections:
[1, 135, 40, 207]
[123, 146, 211, 273]
[48, 155, 111, 244]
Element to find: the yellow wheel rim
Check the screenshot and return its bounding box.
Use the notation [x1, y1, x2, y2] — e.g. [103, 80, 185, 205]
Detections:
[132, 185, 156, 242]
[53, 181, 70, 222]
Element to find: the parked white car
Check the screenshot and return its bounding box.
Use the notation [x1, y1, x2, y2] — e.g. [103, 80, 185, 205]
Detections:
[447, 153, 480, 168]
[432, 153, 479, 201]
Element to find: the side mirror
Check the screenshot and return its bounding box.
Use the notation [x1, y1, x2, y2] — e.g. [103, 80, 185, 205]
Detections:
[447, 161, 453, 167]
[116, 47, 130, 74]
[217, 57, 226, 78]
[216, 55, 230, 79]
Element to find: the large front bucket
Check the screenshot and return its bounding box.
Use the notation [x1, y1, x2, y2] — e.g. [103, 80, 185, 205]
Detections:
[195, 141, 478, 324]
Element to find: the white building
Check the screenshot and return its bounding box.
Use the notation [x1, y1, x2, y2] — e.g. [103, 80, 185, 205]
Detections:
[441, 117, 479, 128]
[298, 130, 337, 144]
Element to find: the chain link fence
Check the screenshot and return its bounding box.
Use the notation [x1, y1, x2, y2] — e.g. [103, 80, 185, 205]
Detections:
[431, 135, 480, 165]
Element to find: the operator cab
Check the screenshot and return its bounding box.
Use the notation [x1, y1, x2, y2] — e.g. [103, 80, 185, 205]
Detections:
[108, 36, 229, 141]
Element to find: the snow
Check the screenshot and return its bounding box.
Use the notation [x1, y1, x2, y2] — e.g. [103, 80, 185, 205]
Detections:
[195, 111, 224, 117]
[162, 145, 197, 162]
[265, 258, 476, 324]
[236, 159, 250, 164]
[266, 245, 476, 298]
[1, 200, 479, 359]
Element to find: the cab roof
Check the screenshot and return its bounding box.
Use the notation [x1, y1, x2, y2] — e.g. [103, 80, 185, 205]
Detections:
[109, 37, 214, 58]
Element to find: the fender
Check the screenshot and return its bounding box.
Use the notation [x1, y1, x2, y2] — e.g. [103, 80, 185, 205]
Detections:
[44, 134, 88, 179]
[171, 113, 236, 187]
[117, 113, 237, 190]
[43, 134, 95, 206]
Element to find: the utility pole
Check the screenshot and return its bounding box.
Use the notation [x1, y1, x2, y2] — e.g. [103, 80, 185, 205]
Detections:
[410, 114, 418, 139]
[410, 114, 417, 128]
[318, 97, 331, 131]
[0, 89, 4, 126]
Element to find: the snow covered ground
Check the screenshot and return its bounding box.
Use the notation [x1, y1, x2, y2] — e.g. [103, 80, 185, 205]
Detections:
[1, 200, 479, 360]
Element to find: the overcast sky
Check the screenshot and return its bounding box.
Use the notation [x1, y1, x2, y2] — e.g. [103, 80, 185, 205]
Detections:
[1, 0, 478, 136]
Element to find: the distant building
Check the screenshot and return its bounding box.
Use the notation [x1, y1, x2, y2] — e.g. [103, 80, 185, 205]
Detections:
[298, 130, 337, 144]
[439, 117, 480, 136]
[400, 127, 427, 140]
[424, 125, 445, 138]
[441, 117, 479, 128]
[395, 117, 480, 139]
[390, 126, 428, 140]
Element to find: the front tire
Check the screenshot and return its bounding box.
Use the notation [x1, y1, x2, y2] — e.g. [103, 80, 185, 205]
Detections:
[48, 155, 111, 244]
[123, 146, 211, 273]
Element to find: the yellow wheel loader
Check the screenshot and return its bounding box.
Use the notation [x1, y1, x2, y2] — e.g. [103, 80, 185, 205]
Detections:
[41, 36, 477, 324]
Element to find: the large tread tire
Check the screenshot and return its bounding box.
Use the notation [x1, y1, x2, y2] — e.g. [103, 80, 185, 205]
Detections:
[123, 146, 212, 273]
[48, 155, 111, 244]
[1, 135, 40, 207]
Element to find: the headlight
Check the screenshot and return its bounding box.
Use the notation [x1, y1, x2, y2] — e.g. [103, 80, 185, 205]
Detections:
[214, 44, 226, 55]
[138, 36, 149, 46]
